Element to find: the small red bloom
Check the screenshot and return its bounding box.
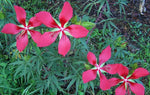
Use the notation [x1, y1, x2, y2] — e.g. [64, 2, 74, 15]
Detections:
[107, 64, 149, 95]
[36, 2, 89, 56]
[1, 6, 42, 52]
[82, 46, 112, 90]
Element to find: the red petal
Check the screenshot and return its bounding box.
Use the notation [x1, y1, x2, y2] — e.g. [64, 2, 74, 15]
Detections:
[35, 11, 59, 28]
[58, 34, 71, 56]
[1, 23, 22, 34]
[108, 78, 122, 88]
[129, 68, 149, 79]
[82, 69, 97, 83]
[99, 46, 111, 65]
[103, 64, 129, 77]
[37, 31, 59, 47]
[16, 31, 28, 52]
[59, 1, 73, 27]
[115, 83, 126, 95]
[28, 16, 42, 27]
[14, 6, 26, 26]
[66, 25, 89, 38]
[29, 30, 42, 43]
[99, 72, 111, 90]
[129, 82, 145, 95]
[87, 52, 97, 66]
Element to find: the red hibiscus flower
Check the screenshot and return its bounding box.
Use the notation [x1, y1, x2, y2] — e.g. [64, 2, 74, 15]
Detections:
[82, 46, 112, 90]
[106, 64, 149, 95]
[1, 6, 42, 52]
[35, 2, 89, 56]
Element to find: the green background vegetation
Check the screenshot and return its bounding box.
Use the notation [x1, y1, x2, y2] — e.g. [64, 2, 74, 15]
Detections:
[0, 0, 149, 95]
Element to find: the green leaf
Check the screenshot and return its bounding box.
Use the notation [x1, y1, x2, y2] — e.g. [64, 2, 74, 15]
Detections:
[75, 21, 81, 25]
[97, 0, 105, 15]
[22, 84, 33, 95]
[75, 79, 80, 94]
[0, 11, 5, 19]
[0, 62, 6, 67]
[61, 75, 75, 80]
[28, 88, 40, 95]
[0, 20, 4, 28]
[84, 63, 91, 70]
[83, 3, 92, 14]
[67, 79, 76, 89]
[10, 42, 16, 48]
[83, 83, 88, 93]
[81, 21, 95, 30]
[80, 38, 89, 50]
[71, 15, 78, 24]
[90, 82, 95, 93]
[110, 21, 119, 30]
[135, 79, 145, 87]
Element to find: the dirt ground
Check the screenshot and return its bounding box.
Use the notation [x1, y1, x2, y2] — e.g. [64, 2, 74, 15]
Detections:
[127, 0, 150, 25]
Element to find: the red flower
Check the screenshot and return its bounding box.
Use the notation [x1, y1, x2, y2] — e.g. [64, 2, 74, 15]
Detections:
[106, 64, 149, 95]
[35, 2, 89, 56]
[1, 6, 42, 52]
[82, 46, 112, 90]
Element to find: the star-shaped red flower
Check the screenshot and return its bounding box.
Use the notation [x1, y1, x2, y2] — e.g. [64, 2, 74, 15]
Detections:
[35, 2, 89, 56]
[106, 64, 149, 95]
[1, 6, 42, 52]
[82, 46, 112, 90]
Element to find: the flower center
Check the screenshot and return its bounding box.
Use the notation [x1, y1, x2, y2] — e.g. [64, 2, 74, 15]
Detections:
[24, 26, 29, 30]
[59, 27, 65, 32]
[96, 64, 101, 70]
[123, 78, 128, 82]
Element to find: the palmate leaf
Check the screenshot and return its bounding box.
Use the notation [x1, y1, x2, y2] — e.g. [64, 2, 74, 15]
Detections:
[0, 62, 21, 94]
[34, 56, 66, 94]
[13, 61, 34, 80]
[10, 55, 41, 81]
[64, 75, 83, 94]
[52, 74, 65, 93]
[60, 61, 86, 94]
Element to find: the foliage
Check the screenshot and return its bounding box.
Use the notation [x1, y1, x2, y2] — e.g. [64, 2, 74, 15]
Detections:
[0, 0, 149, 95]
